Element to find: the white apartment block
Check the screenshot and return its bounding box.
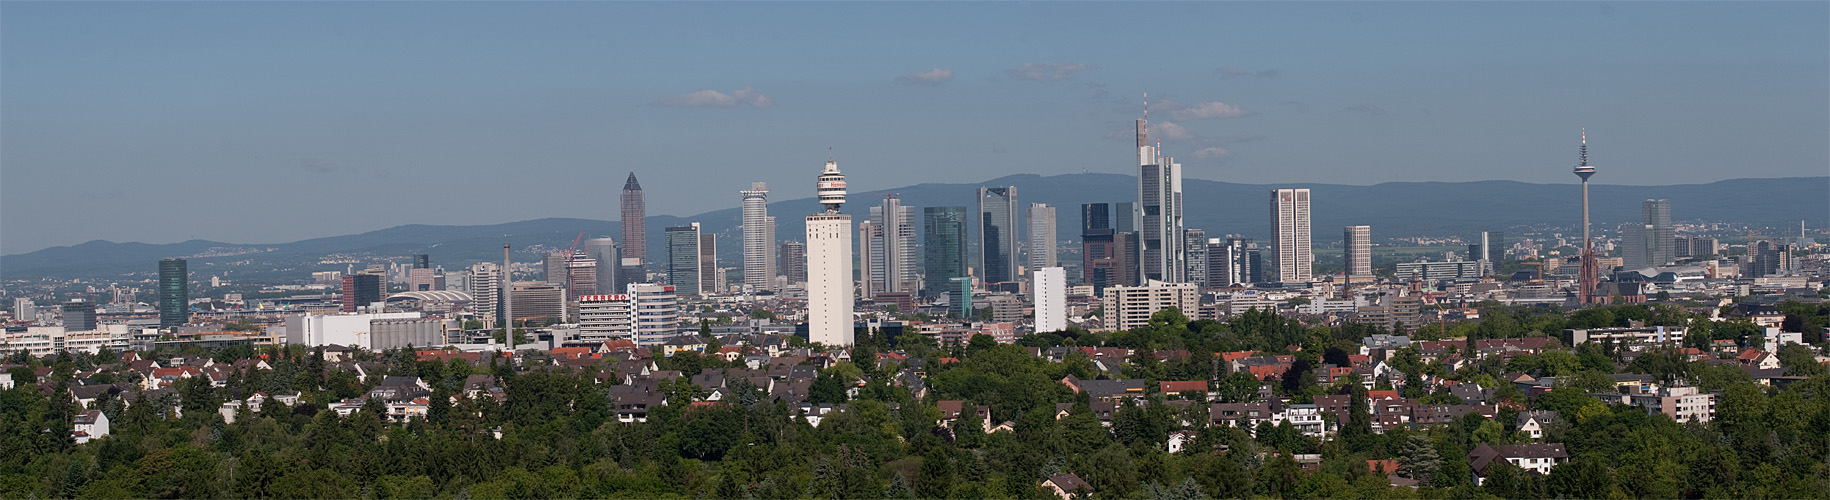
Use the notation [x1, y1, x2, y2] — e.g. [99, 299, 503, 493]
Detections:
[1100, 280, 1200, 331]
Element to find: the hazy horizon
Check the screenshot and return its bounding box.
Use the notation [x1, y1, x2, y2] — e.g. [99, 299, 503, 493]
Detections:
[4, 172, 1821, 257]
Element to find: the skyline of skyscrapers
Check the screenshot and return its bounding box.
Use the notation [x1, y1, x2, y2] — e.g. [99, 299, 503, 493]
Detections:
[1270, 188, 1313, 283]
[740, 182, 775, 291]
[978, 186, 1019, 285]
[922, 206, 968, 298]
[158, 257, 187, 328]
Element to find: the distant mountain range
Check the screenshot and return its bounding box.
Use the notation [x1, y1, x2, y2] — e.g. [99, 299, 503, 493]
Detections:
[4, 175, 1824, 280]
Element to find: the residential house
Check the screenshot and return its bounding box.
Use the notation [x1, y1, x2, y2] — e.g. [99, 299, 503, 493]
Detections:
[1467, 443, 1568, 486]
[73, 409, 109, 444]
[1516, 410, 1558, 440]
[1041, 473, 1092, 500]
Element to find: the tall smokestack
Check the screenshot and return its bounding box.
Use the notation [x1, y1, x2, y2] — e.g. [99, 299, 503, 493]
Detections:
[503, 243, 513, 353]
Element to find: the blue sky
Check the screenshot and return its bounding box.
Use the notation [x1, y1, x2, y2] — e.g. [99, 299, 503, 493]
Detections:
[3, 2, 1825, 254]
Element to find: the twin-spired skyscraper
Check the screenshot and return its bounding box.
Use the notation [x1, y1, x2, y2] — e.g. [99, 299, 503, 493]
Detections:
[1135, 100, 1187, 283]
[806, 158, 855, 346]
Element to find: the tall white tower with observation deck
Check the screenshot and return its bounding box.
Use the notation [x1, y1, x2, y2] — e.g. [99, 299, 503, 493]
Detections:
[806, 156, 855, 346]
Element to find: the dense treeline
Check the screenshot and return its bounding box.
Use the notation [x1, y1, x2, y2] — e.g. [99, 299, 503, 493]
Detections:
[0, 301, 1826, 499]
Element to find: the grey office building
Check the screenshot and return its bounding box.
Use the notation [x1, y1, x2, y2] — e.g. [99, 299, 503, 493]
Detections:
[665, 224, 702, 296]
[923, 206, 968, 297]
[159, 258, 188, 328]
[63, 299, 97, 332]
[978, 186, 1019, 284]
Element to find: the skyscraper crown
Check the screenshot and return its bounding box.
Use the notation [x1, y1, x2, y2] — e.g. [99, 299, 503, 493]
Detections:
[624, 172, 642, 191]
[817, 159, 846, 211]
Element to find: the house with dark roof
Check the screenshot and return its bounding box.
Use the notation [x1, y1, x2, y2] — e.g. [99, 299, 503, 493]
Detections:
[1516, 410, 1558, 440]
[1041, 473, 1092, 499]
[1467, 443, 1568, 486]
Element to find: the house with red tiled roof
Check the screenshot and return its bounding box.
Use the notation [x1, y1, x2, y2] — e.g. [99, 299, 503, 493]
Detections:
[1159, 380, 1208, 398]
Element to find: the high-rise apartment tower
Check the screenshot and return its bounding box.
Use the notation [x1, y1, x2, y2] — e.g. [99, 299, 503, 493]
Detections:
[1270, 188, 1313, 283]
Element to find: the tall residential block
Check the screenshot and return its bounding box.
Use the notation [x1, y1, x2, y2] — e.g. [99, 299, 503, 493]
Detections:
[699, 233, 720, 295]
[620, 173, 647, 290]
[779, 241, 807, 285]
[628, 283, 681, 344]
[866, 195, 917, 297]
[468, 262, 502, 321]
[978, 186, 1020, 284]
[1027, 203, 1058, 279]
[1344, 225, 1372, 278]
[1270, 188, 1313, 283]
[1184, 228, 1207, 286]
[806, 158, 855, 346]
[665, 224, 702, 296]
[158, 258, 188, 328]
[12, 298, 35, 325]
[741, 182, 776, 290]
[1034, 267, 1066, 333]
[923, 206, 969, 298]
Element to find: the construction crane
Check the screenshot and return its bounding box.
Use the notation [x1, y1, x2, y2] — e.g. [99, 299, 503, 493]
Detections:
[563, 231, 584, 261]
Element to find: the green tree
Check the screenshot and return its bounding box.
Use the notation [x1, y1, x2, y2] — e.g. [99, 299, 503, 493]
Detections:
[1396, 434, 1441, 484]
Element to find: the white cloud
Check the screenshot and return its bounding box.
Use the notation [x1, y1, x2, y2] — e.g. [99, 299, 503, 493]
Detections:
[1007, 62, 1091, 81]
[1153, 121, 1193, 141]
[1195, 147, 1232, 160]
[1342, 104, 1387, 115]
[732, 87, 772, 108]
[652, 87, 773, 108]
[1170, 101, 1250, 120]
[897, 68, 954, 85]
